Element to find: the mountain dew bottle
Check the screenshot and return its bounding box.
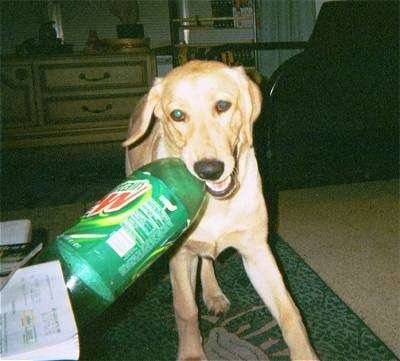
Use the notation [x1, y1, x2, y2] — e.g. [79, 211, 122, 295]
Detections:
[35, 158, 206, 326]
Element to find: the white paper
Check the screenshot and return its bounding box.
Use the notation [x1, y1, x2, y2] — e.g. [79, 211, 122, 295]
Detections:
[0, 219, 32, 245]
[0, 220, 42, 290]
[0, 260, 79, 360]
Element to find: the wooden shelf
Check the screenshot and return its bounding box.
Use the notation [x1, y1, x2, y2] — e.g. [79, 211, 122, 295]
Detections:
[178, 25, 252, 30]
[175, 41, 254, 48]
[173, 41, 307, 50]
[168, 1, 256, 66]
[172, 16, 252, 24]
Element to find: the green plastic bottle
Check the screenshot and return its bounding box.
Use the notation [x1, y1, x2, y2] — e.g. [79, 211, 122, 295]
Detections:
[34, 158, 206, 327]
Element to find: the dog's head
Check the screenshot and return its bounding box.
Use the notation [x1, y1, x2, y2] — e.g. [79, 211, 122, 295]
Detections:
[123, 60, 262, 199]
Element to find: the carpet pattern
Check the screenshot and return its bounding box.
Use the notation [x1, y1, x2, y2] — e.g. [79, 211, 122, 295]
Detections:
[78, 235, 397, 361]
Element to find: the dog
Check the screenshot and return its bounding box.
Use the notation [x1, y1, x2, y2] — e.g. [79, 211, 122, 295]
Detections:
[123, 60, 317, 360]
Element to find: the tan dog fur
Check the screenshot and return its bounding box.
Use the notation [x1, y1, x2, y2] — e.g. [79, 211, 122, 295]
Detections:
[123, 60, 317, 360]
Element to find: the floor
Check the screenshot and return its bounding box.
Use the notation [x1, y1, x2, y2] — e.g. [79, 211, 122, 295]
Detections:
[1, 179, 399, 357]
[278, 179, 399, 356]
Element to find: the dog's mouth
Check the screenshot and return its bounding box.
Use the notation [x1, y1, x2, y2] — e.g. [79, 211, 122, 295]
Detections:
[205, 174, 238, 199]
[203, 145, 240, 199]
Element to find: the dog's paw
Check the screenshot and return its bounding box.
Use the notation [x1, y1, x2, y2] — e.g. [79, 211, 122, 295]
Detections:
[179, 350, 208, 361]
[204, 292, 231, 315]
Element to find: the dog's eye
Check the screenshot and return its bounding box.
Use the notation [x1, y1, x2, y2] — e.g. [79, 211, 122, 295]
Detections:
[170, 109, 185, 122]
[216, 100, 231, 113]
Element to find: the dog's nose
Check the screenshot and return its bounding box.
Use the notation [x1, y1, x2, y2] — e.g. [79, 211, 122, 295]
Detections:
[194, 159, 224, 180]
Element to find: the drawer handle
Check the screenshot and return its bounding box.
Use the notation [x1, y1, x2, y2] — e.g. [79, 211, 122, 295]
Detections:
[82, 104, 113, 113]
[79, 72, 110, 82]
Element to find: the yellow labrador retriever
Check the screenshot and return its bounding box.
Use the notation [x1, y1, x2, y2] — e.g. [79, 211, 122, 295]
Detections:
[123, 60, 317, 360]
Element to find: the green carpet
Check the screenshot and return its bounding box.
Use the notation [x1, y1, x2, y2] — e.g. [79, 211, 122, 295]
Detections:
[78, 234, 397, 361]
[2, 157, 397, 360]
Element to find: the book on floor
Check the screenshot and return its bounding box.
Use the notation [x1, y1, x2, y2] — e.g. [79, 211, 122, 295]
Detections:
[0, 219, 43, 289]
[0, 260, 79, 360]
[0, 219, 32, 244]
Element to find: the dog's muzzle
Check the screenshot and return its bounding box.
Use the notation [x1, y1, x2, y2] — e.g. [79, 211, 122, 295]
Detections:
[205, 175, 237, 198]
[193, 159, 238, 199]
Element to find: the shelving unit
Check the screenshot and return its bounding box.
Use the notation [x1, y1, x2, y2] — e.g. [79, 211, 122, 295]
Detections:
[168, 0, 256, 67]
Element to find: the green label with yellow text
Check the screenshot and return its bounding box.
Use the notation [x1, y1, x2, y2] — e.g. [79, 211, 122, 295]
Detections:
[55, 171, 189, 302]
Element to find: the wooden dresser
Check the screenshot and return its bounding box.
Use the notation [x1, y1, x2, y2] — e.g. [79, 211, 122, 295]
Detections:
[1, 51, 155, 149]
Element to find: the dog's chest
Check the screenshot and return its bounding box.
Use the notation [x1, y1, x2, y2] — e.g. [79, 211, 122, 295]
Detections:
[185, 186, 266, 259]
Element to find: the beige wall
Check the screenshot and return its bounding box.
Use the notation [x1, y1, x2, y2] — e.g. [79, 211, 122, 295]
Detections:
[1, 1, 47, 54]
[1, 0, 258, 55]
[1, 0, 171, 54]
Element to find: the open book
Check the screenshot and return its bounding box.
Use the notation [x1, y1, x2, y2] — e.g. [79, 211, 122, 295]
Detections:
[0, 260, 79, 360]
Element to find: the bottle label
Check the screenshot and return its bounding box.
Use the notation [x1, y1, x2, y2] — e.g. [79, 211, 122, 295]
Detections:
[56, 171, 189, 301]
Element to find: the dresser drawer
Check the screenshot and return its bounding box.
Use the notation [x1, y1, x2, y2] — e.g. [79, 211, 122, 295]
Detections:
[2, 52, 155, 149]
[43, 94, 142, 125]
[39, 61, 148, 92]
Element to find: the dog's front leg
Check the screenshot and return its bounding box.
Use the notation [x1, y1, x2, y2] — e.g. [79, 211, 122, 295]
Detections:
[170, 246, 207, 361]
[240, 242, 318, 360]
[201, 257, 231, 315]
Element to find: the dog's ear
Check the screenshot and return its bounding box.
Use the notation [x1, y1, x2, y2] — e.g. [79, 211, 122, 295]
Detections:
[122, 78, 162, 147]
[229, 67, 262, 147]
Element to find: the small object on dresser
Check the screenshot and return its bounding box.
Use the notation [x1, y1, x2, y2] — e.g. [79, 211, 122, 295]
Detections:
[15, 22, 73, 56]
[99, 37, 150, 53]
[109, 0, 144, 39]
[116, 23, 144, 39]
[38, 21, 57, 46]
[86, 29, 100, 54]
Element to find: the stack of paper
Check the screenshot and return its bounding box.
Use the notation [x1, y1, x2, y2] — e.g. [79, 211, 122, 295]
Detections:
[0, 261, 79, 360]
